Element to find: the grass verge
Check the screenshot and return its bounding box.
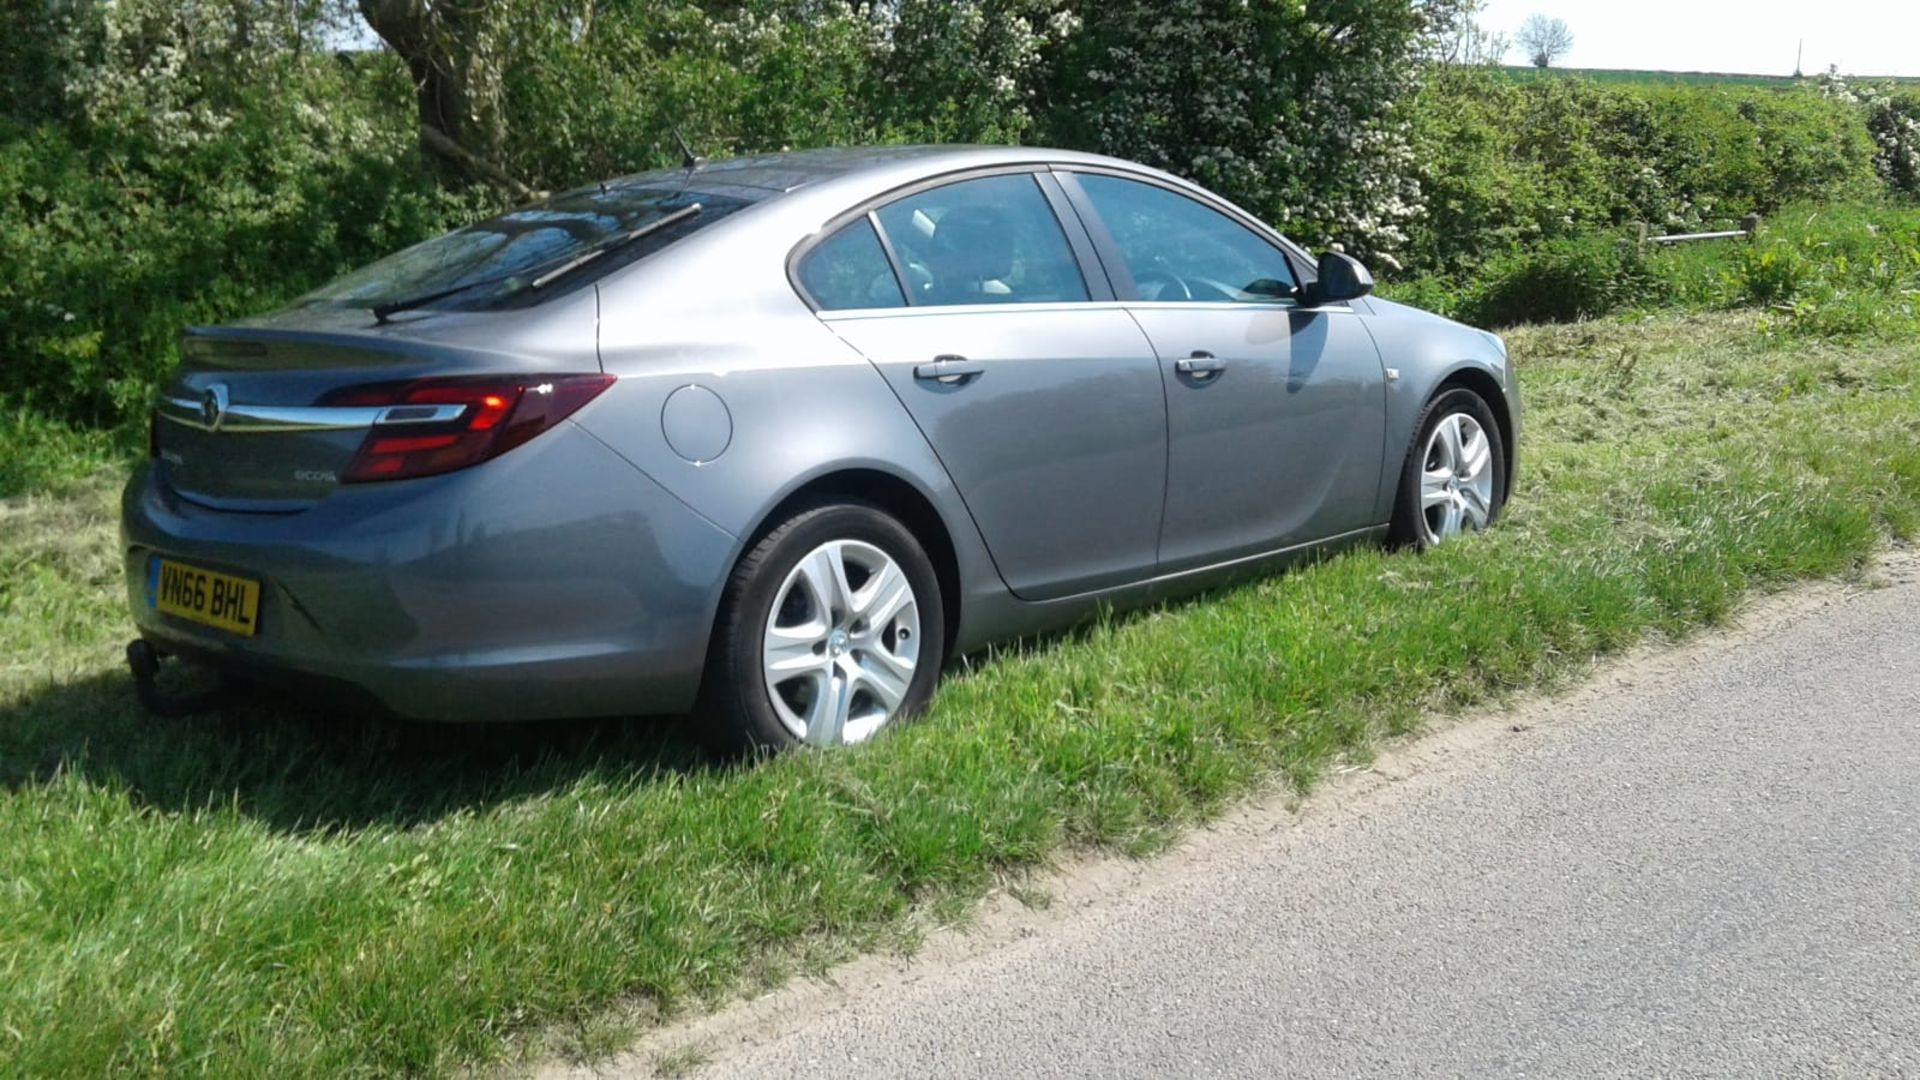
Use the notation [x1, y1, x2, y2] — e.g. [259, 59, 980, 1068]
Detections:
[2, 311, 1919, 1076]
[0, 405, 131, 498]
[1378, 199, 1920, 336]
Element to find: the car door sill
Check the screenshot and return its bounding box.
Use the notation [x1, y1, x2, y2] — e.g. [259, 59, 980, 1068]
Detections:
[1032, 524, 1388, 606]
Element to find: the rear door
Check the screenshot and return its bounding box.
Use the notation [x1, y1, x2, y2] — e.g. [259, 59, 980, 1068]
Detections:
[1060, 170, 1388, 573]
[800, 171, 1168, 601]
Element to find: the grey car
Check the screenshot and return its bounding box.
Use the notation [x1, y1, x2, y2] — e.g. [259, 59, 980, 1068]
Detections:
[124, 145, 1518, 750]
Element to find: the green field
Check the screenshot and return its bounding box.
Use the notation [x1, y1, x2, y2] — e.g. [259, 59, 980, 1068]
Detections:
[4, 294, 1919, 1075]
[1498, 65, 1920, 87]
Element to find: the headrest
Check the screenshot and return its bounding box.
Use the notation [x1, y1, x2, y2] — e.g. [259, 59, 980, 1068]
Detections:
[926, 205, 1016, 290]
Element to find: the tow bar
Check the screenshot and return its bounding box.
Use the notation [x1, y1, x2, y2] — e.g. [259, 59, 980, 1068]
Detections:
[126, 639, 233, 718]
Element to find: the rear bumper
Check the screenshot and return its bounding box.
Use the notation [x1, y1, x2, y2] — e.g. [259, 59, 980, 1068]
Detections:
[121, 422, 738, 721]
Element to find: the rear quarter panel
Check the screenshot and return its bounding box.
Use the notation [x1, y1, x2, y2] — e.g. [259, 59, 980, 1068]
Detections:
[573, 212, 1009, 652]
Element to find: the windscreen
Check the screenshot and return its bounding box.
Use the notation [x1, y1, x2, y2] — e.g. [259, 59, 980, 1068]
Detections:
[296, 184, 753, 314]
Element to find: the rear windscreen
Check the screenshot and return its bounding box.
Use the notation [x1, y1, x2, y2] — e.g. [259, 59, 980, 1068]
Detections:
[296, 184, 753, 313]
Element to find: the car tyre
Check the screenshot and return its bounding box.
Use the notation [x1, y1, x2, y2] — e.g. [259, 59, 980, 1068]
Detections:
[698, 500, 944, 754]
[1388, 387, 1507, 550]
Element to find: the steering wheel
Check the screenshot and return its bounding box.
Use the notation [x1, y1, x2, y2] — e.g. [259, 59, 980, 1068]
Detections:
[1133, 268, 1193, 302]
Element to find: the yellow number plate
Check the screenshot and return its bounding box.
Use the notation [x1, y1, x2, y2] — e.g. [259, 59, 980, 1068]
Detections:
[149, 558, 260, 637]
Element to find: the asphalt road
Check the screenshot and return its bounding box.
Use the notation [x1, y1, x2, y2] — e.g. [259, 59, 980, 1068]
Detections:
[590, 561, 1920, 1079]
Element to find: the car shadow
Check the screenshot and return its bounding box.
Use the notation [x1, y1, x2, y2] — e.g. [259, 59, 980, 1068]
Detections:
[0, 661, 715, 836]
[2, 535, 1378, 837]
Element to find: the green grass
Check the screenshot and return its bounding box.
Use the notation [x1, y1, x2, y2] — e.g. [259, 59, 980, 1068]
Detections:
[1659, 201, 1920, 337]
[0, 405, 132, 498]
[3, 310, 1920, 1076]
[1379, 199, 1920, 334]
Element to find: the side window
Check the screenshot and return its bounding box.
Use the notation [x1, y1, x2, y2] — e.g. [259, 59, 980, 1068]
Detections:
[796, 217, 905, 311]
[1075, 174, 1296, 303]
[873, 174, 1089, 307]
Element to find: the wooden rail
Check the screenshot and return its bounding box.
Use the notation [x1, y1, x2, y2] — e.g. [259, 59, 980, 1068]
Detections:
[1633, 213, 1762, 249]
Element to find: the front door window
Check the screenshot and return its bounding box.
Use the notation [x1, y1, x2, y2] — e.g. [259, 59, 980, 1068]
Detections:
[1074, 173, 1297, 303]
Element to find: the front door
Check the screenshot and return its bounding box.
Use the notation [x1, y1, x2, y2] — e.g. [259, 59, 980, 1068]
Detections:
[1064, 171, 1388, 573]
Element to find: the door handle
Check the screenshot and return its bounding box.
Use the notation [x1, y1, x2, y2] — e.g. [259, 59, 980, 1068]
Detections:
[1175, 351, 1225, 377]
[913, 355, 985, 384]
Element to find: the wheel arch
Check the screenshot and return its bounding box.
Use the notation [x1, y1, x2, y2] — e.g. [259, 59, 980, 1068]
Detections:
[737, 466, 964, 657]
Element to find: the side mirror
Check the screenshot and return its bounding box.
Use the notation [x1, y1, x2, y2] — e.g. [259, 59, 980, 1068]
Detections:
[1300, 251, 1373, 306]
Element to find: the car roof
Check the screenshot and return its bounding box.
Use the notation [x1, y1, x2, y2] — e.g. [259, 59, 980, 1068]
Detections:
[603, 144, 1173, 199]
[580, 144, 1315, 317]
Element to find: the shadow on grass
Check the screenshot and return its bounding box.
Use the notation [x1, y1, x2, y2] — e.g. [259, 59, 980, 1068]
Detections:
[0, 544, 1349, 838]
[4, 600, 1137, 835]
[0, 660, 714, 835]
[1, 616, 1194, 839]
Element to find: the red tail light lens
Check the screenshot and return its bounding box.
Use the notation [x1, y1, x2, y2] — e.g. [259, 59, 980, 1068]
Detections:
[320, 374, 615, 483]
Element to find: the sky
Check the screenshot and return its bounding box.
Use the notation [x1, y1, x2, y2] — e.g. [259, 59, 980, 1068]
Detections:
[1475, 0, 1920, 77]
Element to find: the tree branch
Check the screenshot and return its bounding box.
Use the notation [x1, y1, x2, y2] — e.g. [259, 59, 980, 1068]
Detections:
[418, 123, 534, 201]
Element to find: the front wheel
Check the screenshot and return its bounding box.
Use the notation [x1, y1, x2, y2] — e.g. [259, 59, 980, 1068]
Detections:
[1388, 387, 1507, 550]
[698, 501, 944, 753]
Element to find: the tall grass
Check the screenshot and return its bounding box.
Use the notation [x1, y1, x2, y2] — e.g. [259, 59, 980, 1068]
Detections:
[1661, 201, 1920, 336]
[0, 406, 128, 497]
[2, 307, 1918, 1076]
[1380, 199, 1920, 335]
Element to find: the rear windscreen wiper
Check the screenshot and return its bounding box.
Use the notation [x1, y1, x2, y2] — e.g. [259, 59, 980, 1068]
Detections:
[370, 202, 703, 323]
[527, 202, 702, 287]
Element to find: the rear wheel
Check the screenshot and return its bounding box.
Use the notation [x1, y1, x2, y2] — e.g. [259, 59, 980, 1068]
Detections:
[699, 501, 943, 753]
[1389, 387, 1507, 549]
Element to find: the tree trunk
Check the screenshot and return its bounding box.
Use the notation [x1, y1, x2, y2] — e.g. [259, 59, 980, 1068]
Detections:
[356, 0, 530, 199]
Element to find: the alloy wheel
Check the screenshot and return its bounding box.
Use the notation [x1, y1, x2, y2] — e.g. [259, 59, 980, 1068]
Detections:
[761, 539, 921, 746]
[1419, 412, 1496, 545]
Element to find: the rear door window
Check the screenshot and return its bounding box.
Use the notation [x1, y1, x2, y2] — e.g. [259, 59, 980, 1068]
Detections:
[873, 174, 1089, 306]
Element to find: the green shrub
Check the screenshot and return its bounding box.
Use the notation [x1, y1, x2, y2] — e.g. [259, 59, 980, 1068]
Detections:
[1040, 0, 1448, 269]
[483, 2, 893, 189]
[0, 103, 480, 428]
[0, 0, 1055, 435]
[1373, 275, 1470, 321]
[1456, 235, 1663, 327]
[1733, 244, 1812, 306]
[1819, 72, 1920, 199]
[0, 0, 491, 429]
[1405, 71, 1879, 276]
[1386, 200, 1920, 334]
[1404, 68, 1556, 274]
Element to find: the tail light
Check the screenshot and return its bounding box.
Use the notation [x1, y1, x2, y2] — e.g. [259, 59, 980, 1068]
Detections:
[319, 374, 615, 483]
